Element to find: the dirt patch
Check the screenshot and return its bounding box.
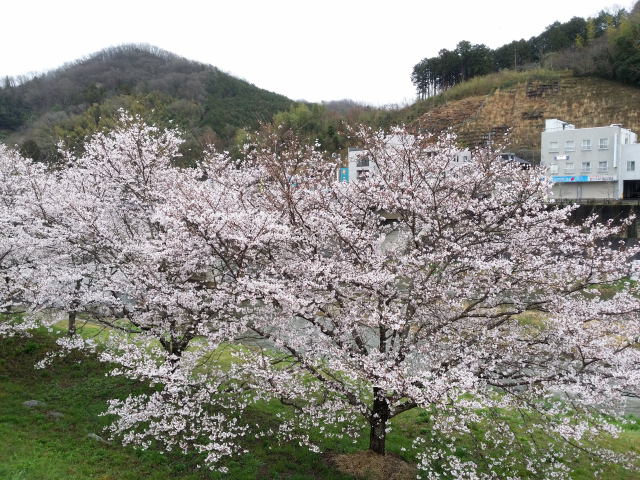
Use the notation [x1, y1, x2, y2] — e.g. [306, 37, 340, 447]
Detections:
[326, 450, 417, 480]
[413, 96, 485, 133]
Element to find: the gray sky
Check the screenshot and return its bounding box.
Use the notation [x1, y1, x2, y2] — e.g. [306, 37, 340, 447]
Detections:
[1, 0, 634, 106]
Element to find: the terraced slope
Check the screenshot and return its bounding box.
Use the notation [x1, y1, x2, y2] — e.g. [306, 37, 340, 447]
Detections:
[411, 73, 640, 163]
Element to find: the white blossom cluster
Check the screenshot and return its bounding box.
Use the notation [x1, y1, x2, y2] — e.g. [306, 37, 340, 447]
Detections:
[1, 116, 639, 478]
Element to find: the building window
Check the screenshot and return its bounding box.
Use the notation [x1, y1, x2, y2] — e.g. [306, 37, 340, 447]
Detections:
[549, 141, 559, 152]
[582, 161, 591, 173]
[565, 140, 575, 152]
[565, 162, 574, 172]
[356, 156, 370, 167]
[599, 138, 609, 150]
[628, 161, 636, 172]
[581, 139, 592, 150]
[598, 161, 608, 172]
[549, 164, 558, 174]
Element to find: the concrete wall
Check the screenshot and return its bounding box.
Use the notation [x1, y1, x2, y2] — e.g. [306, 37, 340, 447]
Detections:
[564, 202, 640, 240]
[552, 181, 617, 200]
[622, 144, 640, 180]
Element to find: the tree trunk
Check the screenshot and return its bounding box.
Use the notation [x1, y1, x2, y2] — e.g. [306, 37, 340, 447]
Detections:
[160, 333, 193, 370]
[369, 387, 390, 455]
[68, 279, 81, 337]
[68, 311, 76, 337]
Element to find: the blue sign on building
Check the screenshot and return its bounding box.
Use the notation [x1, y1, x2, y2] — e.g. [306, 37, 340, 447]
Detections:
[338, 167, 349, 182]
[551, 175, 589, 183]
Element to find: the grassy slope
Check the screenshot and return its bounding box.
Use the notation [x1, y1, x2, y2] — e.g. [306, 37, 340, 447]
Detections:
[0, 333, 356, 480]
[1, 332, 638, 479]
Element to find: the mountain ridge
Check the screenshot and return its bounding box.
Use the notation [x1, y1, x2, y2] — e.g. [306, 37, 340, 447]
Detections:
[0, 44, 293, 162]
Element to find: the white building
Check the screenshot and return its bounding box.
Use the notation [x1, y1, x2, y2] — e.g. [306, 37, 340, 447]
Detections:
[540, 119, 640, 200]
[347, 146, 374, 181]
[344, 136, 472, 183]
[344, 147, 530, 183]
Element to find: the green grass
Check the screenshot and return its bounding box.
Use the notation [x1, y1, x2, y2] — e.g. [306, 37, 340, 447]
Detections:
[1, 331, 638, 479]
[0, 333, 356, 480]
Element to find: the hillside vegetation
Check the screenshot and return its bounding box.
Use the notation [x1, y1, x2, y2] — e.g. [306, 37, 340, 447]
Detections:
[0, 45, 292, 163]
[1, 4, 639, 167]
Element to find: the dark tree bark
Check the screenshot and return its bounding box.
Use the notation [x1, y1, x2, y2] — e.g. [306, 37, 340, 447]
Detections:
[369, 387, 390, 455]
[68, 311, 76, 337]
[67, 279, 82, 337]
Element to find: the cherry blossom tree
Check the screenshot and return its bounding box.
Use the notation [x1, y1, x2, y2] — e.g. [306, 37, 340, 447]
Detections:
[0, 145, 54, 335]
[8, 115, 182, 340]
[0, 116, 287, 468]
[218, 127, 640, 478]
[22, 116, 287, 468]
[96, 125, 640, 477]
[0, 146, 32, 321]
[3, 118, 639, 478]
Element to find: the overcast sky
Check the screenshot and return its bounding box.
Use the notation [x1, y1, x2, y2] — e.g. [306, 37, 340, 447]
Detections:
[1, 0, 634, 106]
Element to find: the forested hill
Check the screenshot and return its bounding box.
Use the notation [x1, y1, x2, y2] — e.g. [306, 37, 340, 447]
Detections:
[0, 44, 293, 163]
[411, 2, 640, 99]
